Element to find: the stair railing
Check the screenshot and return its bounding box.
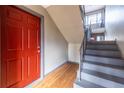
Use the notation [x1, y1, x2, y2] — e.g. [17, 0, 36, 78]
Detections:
[87, 23, 92, 41]
[79, 5, 87, 81]
[79, 29, 87, 81]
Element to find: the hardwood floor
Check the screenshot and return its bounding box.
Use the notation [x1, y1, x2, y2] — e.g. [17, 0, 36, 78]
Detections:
[34, 62, 79, 88]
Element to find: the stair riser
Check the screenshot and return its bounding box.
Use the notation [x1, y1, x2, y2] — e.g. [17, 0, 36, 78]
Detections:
[87, 41, 116, 45]
[87, 45, 118, 50]
[84, 55, 124, 66]
[80, 72, 124, 88]
[82, 63, 124, 78]
[86, 50, 121, 58]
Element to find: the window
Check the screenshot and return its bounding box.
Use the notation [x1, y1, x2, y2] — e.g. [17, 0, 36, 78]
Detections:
[85, 12, 102, 25]
[97, 35, 104, 41]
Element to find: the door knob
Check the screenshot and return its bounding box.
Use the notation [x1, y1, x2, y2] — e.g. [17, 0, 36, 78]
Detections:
[38, 50, 40, 53]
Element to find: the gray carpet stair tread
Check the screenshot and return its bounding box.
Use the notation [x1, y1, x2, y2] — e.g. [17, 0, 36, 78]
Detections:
[83, 69, 124, 84]
[75, 79, 105, 88]
[84, 61, 124, 70]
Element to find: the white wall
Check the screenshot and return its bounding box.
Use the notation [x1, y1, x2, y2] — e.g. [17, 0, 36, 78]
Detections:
[105, 5, 124, 57]
[68, 43, 81, 63]
[23, 5, 68, 75]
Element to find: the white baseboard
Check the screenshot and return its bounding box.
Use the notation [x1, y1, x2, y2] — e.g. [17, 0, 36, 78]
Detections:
[44, 59, 68, 75]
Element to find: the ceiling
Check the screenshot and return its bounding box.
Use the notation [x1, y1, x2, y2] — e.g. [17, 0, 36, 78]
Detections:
[42, 5, 105, 43]
[85, 5, 105, 13]
[44, 5, 84, 43]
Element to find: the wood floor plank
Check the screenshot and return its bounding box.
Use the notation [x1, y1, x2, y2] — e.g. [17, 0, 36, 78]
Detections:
[34, 62, 79, 88]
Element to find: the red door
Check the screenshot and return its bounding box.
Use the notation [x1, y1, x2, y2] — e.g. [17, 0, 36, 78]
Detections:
[1, 6, 41, 88]
[26, 13, 40, 81]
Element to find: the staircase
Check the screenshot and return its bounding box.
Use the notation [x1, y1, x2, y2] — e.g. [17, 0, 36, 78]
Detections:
[74, 41, 124, 88]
